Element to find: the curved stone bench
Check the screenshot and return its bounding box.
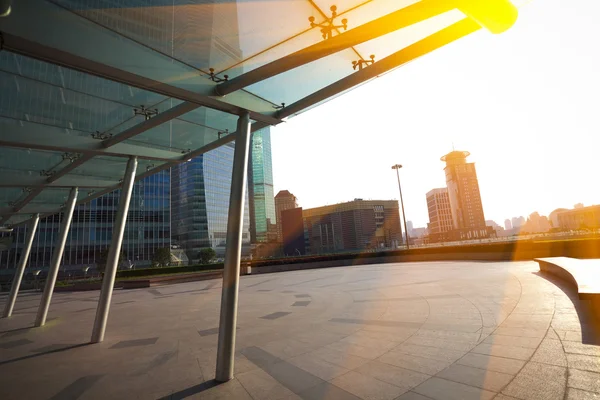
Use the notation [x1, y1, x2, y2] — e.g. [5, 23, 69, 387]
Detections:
[535, 257, 600, 318]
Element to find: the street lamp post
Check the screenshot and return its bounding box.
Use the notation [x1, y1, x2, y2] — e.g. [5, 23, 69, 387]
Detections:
[392, 164, 410, 250]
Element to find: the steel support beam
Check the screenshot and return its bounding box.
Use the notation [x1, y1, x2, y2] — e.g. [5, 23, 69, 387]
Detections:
[215, 112, 252, 382]
[91, 156, 137, 343]
[215, 0, 453, 96]
[35, 187, 78, 327]
[278, 19, 481, 119]
[0, 33, 281, 127]
[2, 214, 39, 318]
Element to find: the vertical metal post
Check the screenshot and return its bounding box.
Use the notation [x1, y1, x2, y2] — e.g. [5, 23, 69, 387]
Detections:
[215, 111, 251, 382]
[394, 167, 410, 249]
[3, 214, 39, 318]
[35, 187, 78, 327]
[91, 156, 137, 343]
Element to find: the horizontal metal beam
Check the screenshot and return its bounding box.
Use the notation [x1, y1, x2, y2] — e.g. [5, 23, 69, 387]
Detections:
[0, 119, 185, 161]
[279, 18, 481, 119]
[215, 0, 453, 96]
[1, 32, 281, 127]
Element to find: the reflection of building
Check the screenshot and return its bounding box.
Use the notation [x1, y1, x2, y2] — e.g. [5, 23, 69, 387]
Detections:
[1, 172, 171, 270]
[275, 190, 298, 242]
[426, 188, 454, 238]
[281, 208, 305, 256]
[303, 199, 401, 254]
[556, 205, 600, 230]
[442, 151, 487, 230]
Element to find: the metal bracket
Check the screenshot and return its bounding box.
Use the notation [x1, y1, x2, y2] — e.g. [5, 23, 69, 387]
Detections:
[133, 105, 159, 120]
[352, 55, 375, 70]
[40, 170, 56, 177]
[91, 131, 113, 140]
[273, 103, 285, 110]
[309, 5, 348, 40]
[218, 129, 229, 139]
[209, 68, 229, 83]
[62, 152, 81, 163]
[0, 32, 4, 52]
[87, 190, 95, 197]
[146, 164, 155, 172]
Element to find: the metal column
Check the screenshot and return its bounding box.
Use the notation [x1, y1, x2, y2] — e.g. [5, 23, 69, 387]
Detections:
[91, 156, 137, 343]
[215, 111, 252, 382]
[35, 187, 78, 327]
[3, 214, 39, 318]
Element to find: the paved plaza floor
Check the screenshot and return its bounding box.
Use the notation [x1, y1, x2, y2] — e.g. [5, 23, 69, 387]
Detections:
[0, 261, 599, 400]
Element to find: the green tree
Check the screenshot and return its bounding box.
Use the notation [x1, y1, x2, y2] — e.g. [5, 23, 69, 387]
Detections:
[198, 248, 216, 264]
[96, 248, 126, 275]
[152, 247, 171, 267]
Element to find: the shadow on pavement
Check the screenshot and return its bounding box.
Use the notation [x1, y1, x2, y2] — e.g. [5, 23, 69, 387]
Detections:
[534, 271, 600, 345]
[0, 342, 90, 366]
[159, 379, 221, 400]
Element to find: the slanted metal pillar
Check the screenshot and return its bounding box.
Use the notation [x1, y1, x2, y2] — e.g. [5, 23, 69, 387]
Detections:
[91, 156, 137, 343]
[3, 214, 39, 318]
[35, 187, 78, 327]
[215, 111, 251, 382]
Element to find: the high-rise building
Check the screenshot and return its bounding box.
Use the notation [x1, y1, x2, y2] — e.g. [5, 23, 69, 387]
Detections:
[303, 199, 401, 254]
[504, 219, 513, 230]
[248, 128, 277, 243]
[441, 151, 487, 230]
[426, 188, 454, 236]
[512, 216, 525, 229]
[275, 190, 299, 242]
[0, 172, 171, 270]
[281, 208, 306, 256]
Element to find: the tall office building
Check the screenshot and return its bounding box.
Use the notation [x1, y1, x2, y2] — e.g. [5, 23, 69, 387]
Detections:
[441, 151, 487, 230]
[426, 188, 454, 236]
[504, 219, 513, 230]
[303, 199, 401, 254]
[274, 190, 299, 242]
[248, 128, 277, 243]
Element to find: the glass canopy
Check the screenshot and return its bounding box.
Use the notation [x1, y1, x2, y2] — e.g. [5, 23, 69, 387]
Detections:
[0, 0, 519, 227]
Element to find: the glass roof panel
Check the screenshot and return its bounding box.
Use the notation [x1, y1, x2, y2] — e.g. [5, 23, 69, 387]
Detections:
[245, 9, 465, 106]
[1, 0, 276, 113]
[0, 147, 65, 174]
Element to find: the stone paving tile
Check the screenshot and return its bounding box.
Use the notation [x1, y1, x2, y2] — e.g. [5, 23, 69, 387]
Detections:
[338, 334, 398, 352]
[295, 294, 311, 298]
[436, 364, 513, 392]
[293, 301, 310, 307]
[331, 371, 408, 400]
[530, 338, 567, 367]
[287, 354, 351, 381]
[393, 343, 466, 362]
[309, 347, 371, 370]
[566, 353, 600, 373]
[379, 352, 452, 376]
[483, 334, 543, 349]
[566, 388, 600, 400]
[493, 328, 547, 338]
[354, 360, 431, 389]
[563, 342, 600, 357]
[394, 392, 434, 400]
[501, 362, 566, 400]
[414, 329, 481, 343]
[110, 337, 158, 349]
[405, 336, 477, 352]
[261, 312, 292, 320]
[298, 381, 361, 400]
[568, 369, 600, 394]
[236, 368, 300, 400]
[457, 353, 525, 375]
[494, 395, 520, 400]
[413, 377, 496, 400]
[0, 338, 33, 349]
[471, 343, 536, 361]
[49, 375, 104, 400]
[325, 341, 391, 360]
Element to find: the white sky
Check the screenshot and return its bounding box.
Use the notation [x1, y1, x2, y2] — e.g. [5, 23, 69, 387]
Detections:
[271, 0, 600, 228]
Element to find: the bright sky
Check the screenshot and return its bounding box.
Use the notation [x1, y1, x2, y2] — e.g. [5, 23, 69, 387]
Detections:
[271, 0, 600, 228]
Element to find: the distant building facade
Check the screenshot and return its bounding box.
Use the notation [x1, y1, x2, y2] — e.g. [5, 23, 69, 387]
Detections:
[426, 188, 454, 239]
[504, 219, 512, 230]
[281, 208, 306, 256]
[556, 205, 600, 230]
[275, 190, 298, 242]
[303, 199, 401, 254]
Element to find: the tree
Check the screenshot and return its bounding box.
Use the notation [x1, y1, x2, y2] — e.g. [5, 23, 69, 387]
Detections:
[96, 248, 126, 275]
[152, 247, 171, 267]
[198, 248, 216, 264]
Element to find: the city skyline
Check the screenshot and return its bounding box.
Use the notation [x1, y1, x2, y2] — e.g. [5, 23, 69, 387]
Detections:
[271, 0, 600, 227]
